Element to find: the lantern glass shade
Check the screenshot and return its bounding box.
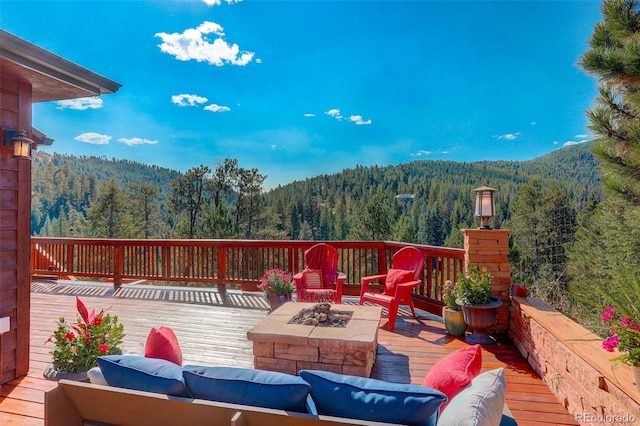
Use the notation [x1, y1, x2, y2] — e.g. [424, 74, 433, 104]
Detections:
[2, 129, 33, 159]
[474, 186, 496, 229]
[13, 136, 31, 158]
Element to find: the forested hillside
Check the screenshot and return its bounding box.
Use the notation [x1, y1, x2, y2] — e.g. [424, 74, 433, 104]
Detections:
[32, 142, 600, 247]
[32, 152, 180, 236]
[262, 141, 600, 246]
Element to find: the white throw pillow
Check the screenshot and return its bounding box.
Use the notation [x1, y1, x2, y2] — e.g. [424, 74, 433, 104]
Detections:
[437, 368, 506, 426]
[87, 366, 108, 386]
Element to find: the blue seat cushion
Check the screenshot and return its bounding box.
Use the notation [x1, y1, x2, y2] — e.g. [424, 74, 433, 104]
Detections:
[183, 365, 311, 413]
[97, 355, 188, 397]
[299, 369, 446, 426]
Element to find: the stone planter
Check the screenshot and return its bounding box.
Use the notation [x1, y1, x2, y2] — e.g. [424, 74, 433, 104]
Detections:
[43, 364, 90, 382]
[268, 293, 292, 312]
[442, 307, 466, 336]
[462, 297, 503, 345]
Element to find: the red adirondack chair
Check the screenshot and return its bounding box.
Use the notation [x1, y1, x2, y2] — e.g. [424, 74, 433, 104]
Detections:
[293, 243, 346, 304]
[359, 246, 425, 330]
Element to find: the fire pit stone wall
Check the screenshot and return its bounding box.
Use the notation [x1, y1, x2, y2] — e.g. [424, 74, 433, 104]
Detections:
[247, 302, 382, 377]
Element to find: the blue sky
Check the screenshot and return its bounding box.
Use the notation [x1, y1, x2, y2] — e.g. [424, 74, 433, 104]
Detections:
[3, 0, 602, 189]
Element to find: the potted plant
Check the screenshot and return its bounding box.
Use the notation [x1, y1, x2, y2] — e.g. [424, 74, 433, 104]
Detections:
[442, 280, 466, 336]
[259, 268, 296, 312]
[44, 296, 125, 381]
[455, 264, 502, 345]
[601, 306, 640, 392]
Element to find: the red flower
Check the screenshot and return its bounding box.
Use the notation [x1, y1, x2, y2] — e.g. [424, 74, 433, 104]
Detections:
[65, 331, 75, 341]
[99, 344, 109, 354]
[92, 317, 103, 327]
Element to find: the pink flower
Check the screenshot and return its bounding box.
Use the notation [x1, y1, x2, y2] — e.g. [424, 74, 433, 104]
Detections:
[631, 322, 640, 331]
[99, 344, 108, 354]
[92, 317, 103, 327]
[602, 336, 619, 352]
[65, 331, 75, 341]
[601, 306, 616, 322]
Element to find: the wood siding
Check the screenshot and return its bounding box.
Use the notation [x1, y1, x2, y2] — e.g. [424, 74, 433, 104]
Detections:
[0, 74, 33, 385]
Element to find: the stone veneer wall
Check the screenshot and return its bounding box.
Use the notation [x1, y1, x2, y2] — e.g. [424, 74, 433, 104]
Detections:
[509, 296, 640, 424]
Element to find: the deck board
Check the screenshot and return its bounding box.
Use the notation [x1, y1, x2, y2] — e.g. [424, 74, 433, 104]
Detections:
[0, 282, 578, 425]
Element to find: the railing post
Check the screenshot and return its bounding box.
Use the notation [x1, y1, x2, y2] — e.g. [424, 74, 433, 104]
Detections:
[463, 229, 511, 333]
[113, 244, 123, 291]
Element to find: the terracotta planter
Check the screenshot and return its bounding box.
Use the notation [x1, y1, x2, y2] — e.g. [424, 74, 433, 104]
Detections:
[462, 297, 503, 345]
[268, 293, 292, 312]
[442, 307, 466, 336]
[43, 364, 90, 382]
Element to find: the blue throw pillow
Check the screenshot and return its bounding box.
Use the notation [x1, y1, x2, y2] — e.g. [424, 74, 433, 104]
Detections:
[183, 366, 311, 413]
[97, 355, 188, 397]
[299, 370, 446, 426]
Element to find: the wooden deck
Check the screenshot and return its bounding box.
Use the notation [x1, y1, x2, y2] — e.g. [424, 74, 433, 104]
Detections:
[0, 281, 577, 425]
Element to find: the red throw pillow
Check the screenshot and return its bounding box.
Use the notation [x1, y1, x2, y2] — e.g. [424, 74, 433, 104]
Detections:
[144, 326, 183, 366]
[422, 344, 482, 406]
[384, 269, 415, 293]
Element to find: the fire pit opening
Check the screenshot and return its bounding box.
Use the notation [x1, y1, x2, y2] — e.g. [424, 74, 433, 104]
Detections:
[288, 303, 353, 328]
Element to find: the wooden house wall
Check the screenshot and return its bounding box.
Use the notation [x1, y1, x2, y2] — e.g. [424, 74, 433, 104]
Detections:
[0, 74, 33, 385]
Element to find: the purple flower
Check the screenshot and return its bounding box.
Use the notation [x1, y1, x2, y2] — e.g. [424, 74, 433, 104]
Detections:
[602, 336, 619, 352]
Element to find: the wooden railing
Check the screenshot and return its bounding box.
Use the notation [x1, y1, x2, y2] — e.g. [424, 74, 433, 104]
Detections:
[30, 238, 465, 315]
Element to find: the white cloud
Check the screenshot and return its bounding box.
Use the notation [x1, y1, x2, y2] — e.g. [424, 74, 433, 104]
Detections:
[172, 94, 208, 107]
[204, 103, 231, 112]
[349, 115, 372, 125]
[255, 58, 262, 64]
[56, 97, 103, 110]
[575, 134, 589, 139]
[325, 108, 342, 120]
[203, 0, 242, 5]
[74, 132, 111, 145]
[492, 132, 522, 141]
[118, 137, 159, 146]
[530, 122, 537, 126]
[269, 144, 277, 150]
[411, 150, 433, 157]
[563, 140, 590, 147]
[155, 21, 254, 66]
[304, 113, 315, 118]
[325, 109, 371, 125]
[553, 141, 560, 145]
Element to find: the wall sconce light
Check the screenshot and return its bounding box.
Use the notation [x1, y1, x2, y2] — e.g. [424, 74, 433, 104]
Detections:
[474, 186, 496, 229]
[2, 128, 33, 159]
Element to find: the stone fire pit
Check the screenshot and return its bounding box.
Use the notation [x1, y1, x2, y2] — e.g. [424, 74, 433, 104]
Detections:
[247, 302, 382, 377]
[288, 303, 353, 327]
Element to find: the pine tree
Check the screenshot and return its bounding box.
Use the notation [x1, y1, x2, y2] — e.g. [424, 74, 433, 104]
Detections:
[569, 0, 640, 321]
[86, 178, 133, 238]
[579, 0, 640, 205]
[169, 165, 211, 238]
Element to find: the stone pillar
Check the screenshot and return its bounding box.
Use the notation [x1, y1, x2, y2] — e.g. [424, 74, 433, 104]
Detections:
[463, 229, 511, 333]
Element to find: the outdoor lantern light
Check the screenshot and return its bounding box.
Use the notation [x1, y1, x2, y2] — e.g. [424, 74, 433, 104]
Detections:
[2, 128, 33, 159]
[474, 186, 496, 229]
